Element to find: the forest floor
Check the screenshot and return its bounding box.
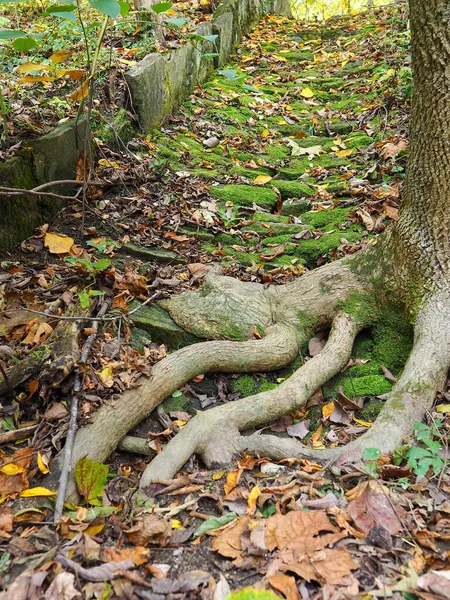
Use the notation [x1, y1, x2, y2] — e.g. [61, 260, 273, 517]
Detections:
[1, 4, 450, 600]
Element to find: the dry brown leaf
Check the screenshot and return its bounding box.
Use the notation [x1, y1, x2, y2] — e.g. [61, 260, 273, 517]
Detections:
[0, 506, 13, 539]
[211, 516, 249, 559]
[267, 574, 299, 600]
[125, 514, 172, 546]
[347, 480, 405, 534]
[43, 403, 69, 421]
[44, 232, 74, 254]
[21, 321, 53, 346]
[102, 546, 150, 566]
[265, 510, 344, 552]
[282, 548, 358, 585]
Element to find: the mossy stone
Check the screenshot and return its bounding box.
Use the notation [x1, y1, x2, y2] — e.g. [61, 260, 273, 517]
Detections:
[130, 327, 152, 352]
[280, 199, 310, 216]
[122, 243, 187, 265]
[131, 302, 201, 349]
[98, 109, 136, 149]
[343, 375, 392, 398]
[210, 184, 278, 209]
[302, 208, 351, 230]
[358, 399, 385, 422]
[163, 393, 193, 414]
[273, 180, 316, 199]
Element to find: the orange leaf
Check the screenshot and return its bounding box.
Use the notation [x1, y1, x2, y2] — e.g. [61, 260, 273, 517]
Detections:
[70, 79, 89, 101]
[246, 485, 261, 515]
[224, 469, 241, 495]
[267, 574, 300, 600]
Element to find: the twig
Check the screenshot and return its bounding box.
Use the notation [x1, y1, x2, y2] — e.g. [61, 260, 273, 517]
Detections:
[0, 292, 160, 323]
[0, 425, 38, 446]
[53, 301, 108, 522]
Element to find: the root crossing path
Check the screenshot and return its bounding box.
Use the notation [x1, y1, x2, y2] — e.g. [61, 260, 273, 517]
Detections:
[45, 7, 450, 502]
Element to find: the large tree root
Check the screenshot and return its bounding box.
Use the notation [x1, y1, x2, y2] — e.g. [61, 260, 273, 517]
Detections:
[139, 292, 450, 498]
[47, 323, 301, 501]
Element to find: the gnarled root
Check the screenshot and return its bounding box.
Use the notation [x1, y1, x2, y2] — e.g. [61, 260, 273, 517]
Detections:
[47, 323, 300, 502]
[139, 292, 450, 492]
[138, 312, 359, 496]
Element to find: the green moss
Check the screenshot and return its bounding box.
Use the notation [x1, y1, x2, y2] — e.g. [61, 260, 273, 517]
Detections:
[210, 184, 278, 209]
[358, 399, 385, 422]
[293, 230, 362, 264]
[258, 379, 278, 393]
[216, 233, 241, 245]
[252, 213, 290, 223]
[273, 180, 316, 199]
[372, 310, 413, 375]
[163, 393, 193, 414]
[283, 50, 314, 61]
[343, 375, 392, 398]
[298, 311, 316, 330]
[187, 168, 221, 180]
[158, 147, 181, 161]
[347, 362, 381, 377]
[307, 405, 323, 432]
[280, 199, 310, 216]
[98, 109, 136, 149]
[232, 375, 257, 398]
[264, 144, 290, 162]
[302, 208, 350, 230]
[343, 134, 373, 149]
[341, 292, 378, 327]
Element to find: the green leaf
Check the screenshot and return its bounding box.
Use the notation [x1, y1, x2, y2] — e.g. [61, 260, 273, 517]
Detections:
[242, 83, 260, 93]
[13, 37, 37, 51]
[226, 589, 280, 600]
[261, 501, 276, 518]
[217, 69, 238, 81]
[164, 16, 189, 28]
[88, 0, 120, 17]
[75, 456, 109, 504]
[66, 506, 119, 521]
[89, 289, 105, 297]
[78, 292, 90, 308]
[423, 438, 441, 454]
[152, 1, 172, 13]
[118, 0, 130, 17]
[188, 33, 218, 44]
[407, 446, 432, 460]
[193, 512, 237, 538]
[0, 29, 27, 39]
[363, 447, 381, 461]
[44, 5, 78, 21]
[94, 257, 111, 271]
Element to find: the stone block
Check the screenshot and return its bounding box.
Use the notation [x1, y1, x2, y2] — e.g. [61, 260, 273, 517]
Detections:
[125, 53, 166, 130]
[213, 12, 235, 67]
[32, 117, 89, 188]
[131, 302, 201, 348]
[122, 243, 188, 264]
[269, 0, 292, 16]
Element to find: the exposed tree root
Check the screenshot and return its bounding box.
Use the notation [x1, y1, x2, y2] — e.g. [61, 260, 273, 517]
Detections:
[138, 312, 359, 495]
[47, 323, 301, 501]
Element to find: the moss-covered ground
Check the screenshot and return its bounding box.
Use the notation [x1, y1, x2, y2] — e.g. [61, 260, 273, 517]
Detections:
[146, 10, 408, 274]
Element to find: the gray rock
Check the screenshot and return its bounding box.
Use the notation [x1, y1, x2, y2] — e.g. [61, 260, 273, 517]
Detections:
[125, 54, 166, 131]
[121, 243, 187, 264]
[131, 302, 201, 349]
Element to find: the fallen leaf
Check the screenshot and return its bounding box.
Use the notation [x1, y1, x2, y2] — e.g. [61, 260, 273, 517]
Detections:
[102, 546, 150, 566]
[300, 87, 314, 98]
[44, 232, 74, 254]
[44, 572, 81, 599]
[267, 574, 299, 600]
[224, 469, 242, 495]
[20, 486, 57, 497]
[70, 79, 89, 101]
[254, 175, 273, 185]
[211, 516, 249, 558]
[246, 485, 261, 515]
[347, 480, 405, 534]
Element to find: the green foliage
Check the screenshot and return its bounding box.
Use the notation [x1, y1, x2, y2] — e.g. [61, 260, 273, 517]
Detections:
[193, 512, 237, 538]
[405, 422, 446, 477]
[226, 590, 280, 600]
[232, 375, 257, 398]
[75, 456, 109, 505]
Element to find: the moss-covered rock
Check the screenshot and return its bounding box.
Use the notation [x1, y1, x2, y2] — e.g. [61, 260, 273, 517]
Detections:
[273, 180, 316, 199]
[98, 109, 136, 149]
[302, 207, 351, 230]
[343, 375, 392, 398]
[131, 303, 201, 349]
[210, 184, 278, 209]
[358, 399, 385, 422]
[232, 375, 257, 398]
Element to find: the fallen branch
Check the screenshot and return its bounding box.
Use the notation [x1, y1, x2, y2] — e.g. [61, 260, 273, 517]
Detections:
[53, 301, 109, 521]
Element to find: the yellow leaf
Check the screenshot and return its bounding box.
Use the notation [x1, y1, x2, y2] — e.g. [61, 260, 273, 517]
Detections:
[335, 148, 354, 158]
[98, 158, 121, 170]
[171, 519, 183, 529]
[273, 55, 288, 62]
[50, 49, 71, 64]
[224, 469, 241, 495]
[0, 463, 24, 475]
[70, 79, 89, 102]
[85, 524, 104, 536]
[20, 487, 57, 497]
[300, 87, 314, 98]
[322, 401, 335, 420]
[44, 232, 74, 254]
[246, 485, 261, 515]
[37, 452, 49, 475]
[311, 424, 323, 443]
[18, 75, 56, 84]
[353, 418, 373, 427]
[55, 69, 85, 81]
[212, 470, 226, 480]
[436, 404, 450, 413]
[254, 175, 273, 185]
[172, 419, 187, 427]
[261, 129, 270, 138]
[17, 62, 48, 74]
[99, 365, 114, 387]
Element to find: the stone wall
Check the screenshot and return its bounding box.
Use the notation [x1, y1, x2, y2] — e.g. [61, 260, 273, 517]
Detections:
[0, 117, 88, 254]
[125, 0, 292, 130]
